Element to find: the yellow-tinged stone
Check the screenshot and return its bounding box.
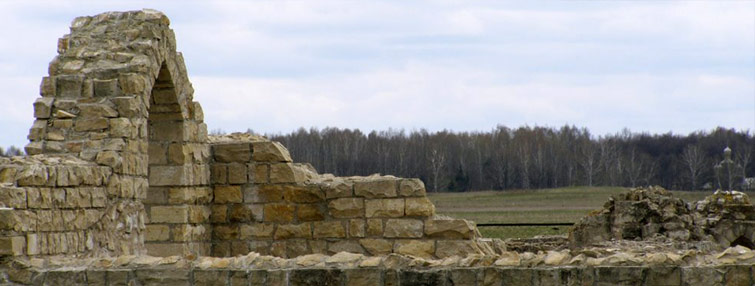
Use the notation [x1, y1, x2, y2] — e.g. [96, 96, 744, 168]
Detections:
[213, 185, 242, 203]
[399, 179, 426, 197]
[395, 240, 434, 259]
[329, 198, 364, 218]
[424, 219, 476, 239]
[366, 219, 383, 236]
[313, 221, 346, 238]
[349, 219, 365, 238]
[263, 203, 295, 223]
[274, 223, 311, 239]
[240, 223, 275, 239]
[359, 239, 393, 256]
[354, 177, 398, 198]
[383, 219, 423, 238]
[405, 197, 435, 217]
[365, 199, 404, 218]
[150, 206, 188, 223]
[145, 224, 170, 241]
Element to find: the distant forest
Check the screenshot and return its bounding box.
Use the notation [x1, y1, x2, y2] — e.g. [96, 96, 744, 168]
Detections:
[261, 126, 753, 192]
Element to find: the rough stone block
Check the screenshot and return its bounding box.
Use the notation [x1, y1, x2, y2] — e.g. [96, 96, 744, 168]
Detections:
[448, 269, 478, 286]
[40, 76, 55, 97]
[145, 224, 170, 241]
[405, 197, 435, 217]
[240, 223, 275, 239]
[349, 219, 365, 238]
[328, 198, 364, 218]
[290, 269, 343, 286]
[211, 164, 227, 184]
[436, 240, 483, 258]
[148, 165, 191, 186]
[229, 204, 263, 222]
[425, 219, 476, 239]
[0, 236, 26, 256]
[227, 163, 248, 184]
[399, 271, 444, 286]
[214, 225, 239, 240]
[355, 177, 398, 198]
[194, 270, 228, 286]
[188, 205, 211, 223]
[324, 180, 353, 199]
[365, 199, 404, 218]
[313, 221, 346, 238]
[93, 78, 120, 97]
[33, 97, 55, 119]
[211, 205, 227, 223]
[646, 266, 681, 286]
[74, 118, 109, 132]
[263, 203, 295, 223]
[297, 204, 325, 221]
[394, 240, 434, 258]
[359, 239, 393, 256]
[55, 74, 84, 98]
[384, 219, 424, 238]
[249, 185, 285, 203]
[150, 206, 188, 223]
[345, 269, 381, 286]
[252, 163, 268, 184]
[214, 185, 242, 203]
[327, 240, 365, 255]
[252, 141, 292, 162]
[269, 163, 313, 184]
[595, 266, 646, 286]
[79, 103, 118, 118]
[134, 269, 190, 286]
[399, 178, 426, 197]
[274, 223, 312, 239]
[0, 187, 27, 209]
[283, 185, 324, 203]
[367, 218, 383, 236]
[213, 143, 251, 163]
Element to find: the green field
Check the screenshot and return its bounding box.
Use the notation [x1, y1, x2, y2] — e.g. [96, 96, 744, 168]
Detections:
[427, 187, 753, 240]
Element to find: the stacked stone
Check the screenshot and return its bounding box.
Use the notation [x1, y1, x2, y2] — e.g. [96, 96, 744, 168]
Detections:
[206, 135, 500, 259]
[0, 156, 112, 256]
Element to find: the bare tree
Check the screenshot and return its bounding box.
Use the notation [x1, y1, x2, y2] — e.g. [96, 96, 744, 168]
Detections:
[428, 146, 446, 192]
[681, 145, 707, 190]
[578, 140, 598, 187]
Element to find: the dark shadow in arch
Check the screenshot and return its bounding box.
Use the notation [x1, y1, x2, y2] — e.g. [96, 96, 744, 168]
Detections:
[730, 235, 755, 249]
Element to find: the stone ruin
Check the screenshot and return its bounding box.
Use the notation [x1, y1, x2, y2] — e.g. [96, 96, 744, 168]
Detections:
[1, 9, 755, 286]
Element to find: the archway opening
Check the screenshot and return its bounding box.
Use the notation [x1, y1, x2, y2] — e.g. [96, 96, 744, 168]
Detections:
[730, 235, 755, 249]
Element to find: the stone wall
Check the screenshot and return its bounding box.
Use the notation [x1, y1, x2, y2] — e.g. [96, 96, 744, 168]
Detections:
[202, 134, 503, 259]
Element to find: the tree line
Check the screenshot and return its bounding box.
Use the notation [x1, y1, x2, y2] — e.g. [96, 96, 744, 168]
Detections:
[260, 126, 753, 192]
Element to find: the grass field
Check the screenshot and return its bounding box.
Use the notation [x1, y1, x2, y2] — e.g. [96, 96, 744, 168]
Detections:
[427, 186, 755, 240]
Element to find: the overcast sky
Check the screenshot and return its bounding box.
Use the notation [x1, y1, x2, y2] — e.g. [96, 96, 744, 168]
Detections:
[0, 1, 753, 149]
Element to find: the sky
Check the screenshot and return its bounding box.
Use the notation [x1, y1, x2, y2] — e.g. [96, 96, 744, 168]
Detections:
[0, 1, 753, 149]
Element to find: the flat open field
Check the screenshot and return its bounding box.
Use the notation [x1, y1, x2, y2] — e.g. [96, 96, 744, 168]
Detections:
[427, 187, 755, 239]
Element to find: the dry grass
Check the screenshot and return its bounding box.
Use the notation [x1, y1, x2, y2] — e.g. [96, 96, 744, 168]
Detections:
[428, 186, 754, 239]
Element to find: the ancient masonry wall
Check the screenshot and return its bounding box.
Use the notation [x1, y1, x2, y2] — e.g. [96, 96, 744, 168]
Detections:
[0, 9, 498, 259]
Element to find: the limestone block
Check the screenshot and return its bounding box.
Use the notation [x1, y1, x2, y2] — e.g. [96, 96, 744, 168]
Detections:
[0, 166, 17, 184]
[210, 205, 227, 223]
[214, 225, 239, 240]
[188, 206, 211, 223]
[283, 185, 324, 203]
[112, 96, 142, 117]
[227, 163, 247, 184]
[297, 204, 325, 221]
[33, 97, 55, 119]
[51, 189, 66, 208]
[359, 239, 393, 256]
[78, 103, 118, 118]
[0, 236, 25, 256]
[355, 177, 398, 198]
[134, 269, 191, 286]
[40, 76, 55, 97]
[394, 240, 434, 258]
[24, 141, 44, 155]
[274, 223, 312, 239]
[148, 144, 167, 165]
[228, 204, 262, 222]
[0, 186, 27, 209]
[345, 269, 382, 286]
[213, 143, 251, 163]
[252, 163, 268, 183]
[309, 240, 327, 254]
[214, 185, 242, 204]
[349, 219, 365, 238]
[93, 79, 120, 97]
[145, 224, 170, 241]
[109, 118, 133, 138]
[27, 120, 46, 141]
[118, 73, 147, 95]
[405, 197, 435, 217]
[365, 199, 404, 218]
[66, 188, 91, 208]
[399, 178, 426, 197]
[324, 180, 353, 199]
[194, 270, 228, 286]
[313, 221, 346, 238]
[210, 164, 227, 184]
[74, 118, 109, 131]
[168, 187, 199, 204]
[263, 203, 295, 223]
[95, 151, 122, 169]
[239, 223, 275, 239]
[367, 219, 383, 236]
[269, 163, 316, 184]
[25, 233, 39, 256]
[436, 240, 484, 258]
[252, 141, 292, 162]
[327, 240, 365, 255]
[248, 185, 284, 203]
[424, 219, 477, 239]
[384, 219, 424, 238]
[150, 205, 188, 223]
[149, 165, 191, 186]
[173, 224, 209, 242]
[91, 188, 106, 207]
[17, 165, 48, 187]
[55, 74, 84, 98]
[328, 198, 364, 218]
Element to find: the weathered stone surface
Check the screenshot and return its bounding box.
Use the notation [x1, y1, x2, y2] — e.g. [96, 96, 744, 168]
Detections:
[424, 219, 476, 239]
[275, 223, 312, 239]
[264, 203, 295, 223]
[354, 177, 398, 198]
[214, 185, 242, 203]
[328, 198, 364, 218]
[240, 223, 275, 239]
[365, 199, 404, 218]
[150, 206, 188, 223]
[213, 143, 251, 163]
[383, 219, 423, 238]
[324, 180, 353, 199]
[269, 163, 316, 184]
[313, 221, 346, 238]
[394, 239, 434, 258]
[297, 204, 325, 221]
[436, 240, 484, 258]
[33, 97, 54, 119]
[252, 141, 292, 162]
[349, 219, 365, 238]
[399, 179, 426, 197]
[404, 197, 435, 217]
[359, 239, 393, 256]
[283, 185, 324, 203]
[328, 240, 365, 254]
[366, 218, 383, 236]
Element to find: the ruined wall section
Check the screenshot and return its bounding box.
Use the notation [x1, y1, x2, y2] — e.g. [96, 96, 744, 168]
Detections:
[204, 134, 503, 259]
[1, 10, 211, 257]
